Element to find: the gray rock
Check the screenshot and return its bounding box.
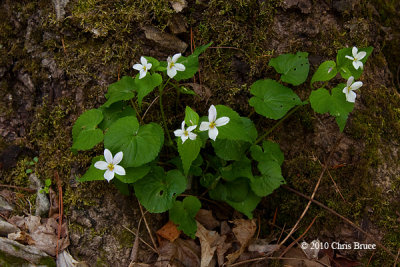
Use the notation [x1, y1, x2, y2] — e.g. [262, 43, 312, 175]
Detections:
[28, 174, 50, 217]
[169, 0, 187, 13]
[0, 196, 14, 212]
[0, 219, 19, 236]
[52, 0, 70, 20]
[0, 237, 55, 265]
[142, 26, 188, 53]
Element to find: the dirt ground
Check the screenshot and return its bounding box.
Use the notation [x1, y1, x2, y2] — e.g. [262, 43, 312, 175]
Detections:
[0, 0, 399, 266]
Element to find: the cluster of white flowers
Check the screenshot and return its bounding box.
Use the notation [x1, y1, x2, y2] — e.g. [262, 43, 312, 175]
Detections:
[95, 105, 230, 181]
[342, 46, 365, 103]
[174, 105, 230, 143]
[132, 53, 186, 79]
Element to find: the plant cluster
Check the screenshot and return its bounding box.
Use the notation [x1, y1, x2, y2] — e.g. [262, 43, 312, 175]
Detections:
[71, 43, 372, 237]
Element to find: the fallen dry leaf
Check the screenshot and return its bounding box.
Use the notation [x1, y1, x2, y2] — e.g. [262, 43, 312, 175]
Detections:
[184, 83, 212, 103]
[56, 250, 88, 267]
[283, 246, 330, 267]
[248, 239, 279, 254]
[195, 209, 219, 230]
[7, 215, 69, 256]
[156, 238, 200, 267]
[8, 231, 34, 245]
[216, 234, 231, 266]
[196, 221, 220, 267]
[156, 221, 181, 242]
[231, 219, 256, 246]
[226, 219, 257, 265]
[301, 239, 320, 259]
[220, 221, 231, 235]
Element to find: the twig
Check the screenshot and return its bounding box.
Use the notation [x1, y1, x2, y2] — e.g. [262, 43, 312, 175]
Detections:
[55, 171, 63, 258]
[228, 256, 330, 267]
[282, 185, 397, 259]
[256, 215, 261, 239]
[130, 99, 144, 124]
[276, 223, 286, 244]
[280, 216, 317, 257]
[61, 37, 67, 54]
[277, 136, 341, 251]
[138, 200, 158, 253]
[320, 161, 347, 202]
[367, 251, 375, 266]
[394, 248, 400, 267]
[272, 207, 278, 228]
[129, 217, 142, 262]
[190, 27, 196, 84]
[142, 96, 159, 121]
[0, 184, 36, 193]
[123, 225, 157, 254]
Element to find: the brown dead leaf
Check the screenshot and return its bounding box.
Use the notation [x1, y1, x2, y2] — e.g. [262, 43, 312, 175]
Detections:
[231, 219, 256, 246]
[196, 221, 220, 267]
[156, 221, 181, 242]
[226, 219, 257, 265]
[156, 238, 200, 267]
[8, 231, 35, 245]
[283, 247, 330, 267]
[195, 209, 219, 230]
[48, 188, 59, 218]
[216, 235, 231, 266]
[184, 83, 211, 103]
[248, 239, 279, 254]
[220, 221, 231, 235]
[6, 215, 69, 256]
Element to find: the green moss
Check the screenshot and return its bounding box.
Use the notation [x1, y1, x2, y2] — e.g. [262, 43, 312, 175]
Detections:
[114, 228, 134, 248]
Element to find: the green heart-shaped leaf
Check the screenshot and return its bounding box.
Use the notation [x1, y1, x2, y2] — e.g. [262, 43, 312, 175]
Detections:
[169, 196, 201, 238]
[72, 109, 104, 151]
[103, 76, 136, 108]
[269, 52, 310, 86]
[104, 116, 164, 167]
[309, 88, 331, 114]
[99, 102, 136, 130]
[134, 167, 187, 213]
[250, 161, 285, 197]
[177, 137, 202, 176]
[249, 79, 302, 120]
[135, 73, 162, 107]
[311, 60, 338, 86]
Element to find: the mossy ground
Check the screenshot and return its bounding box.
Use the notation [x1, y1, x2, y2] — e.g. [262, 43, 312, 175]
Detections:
[1, 0, 399, 266]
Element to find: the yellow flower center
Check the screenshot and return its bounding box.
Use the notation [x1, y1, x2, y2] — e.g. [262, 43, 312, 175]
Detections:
[108, 163, 114, 171]
[184, 130, 189, 136]
[209, 121, 216, 128]
[143, 66, 147, 71]
[170, 62, 175, 68]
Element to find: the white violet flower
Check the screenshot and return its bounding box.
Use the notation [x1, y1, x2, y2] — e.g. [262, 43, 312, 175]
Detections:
[174, 121, 197, 144]
[342, 76, 363, 103]
[167, 53, 185, 78]
[345, 47, 366, 70]
[94, 149, 126, 182]
[133, 56, 152, 79]
[199, 105, 230, 141]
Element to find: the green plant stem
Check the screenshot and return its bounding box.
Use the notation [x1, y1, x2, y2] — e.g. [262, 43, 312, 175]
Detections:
[159, 79, 173, 145]
[130, 99, 144, 124]
[255, 105, 302, 145]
